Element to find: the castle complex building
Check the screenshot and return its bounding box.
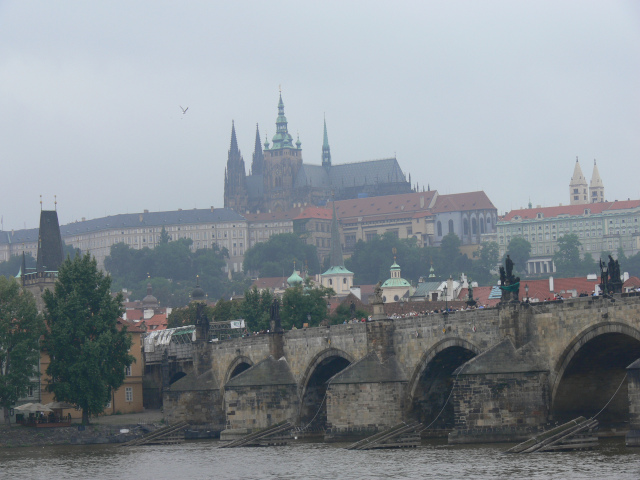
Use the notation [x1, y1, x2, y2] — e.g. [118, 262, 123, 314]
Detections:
[498, 160, 639, 274]
[224, 93, 413, 214]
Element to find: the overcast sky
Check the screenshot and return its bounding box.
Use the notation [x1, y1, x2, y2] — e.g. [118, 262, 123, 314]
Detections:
[1, 1, 638, 230]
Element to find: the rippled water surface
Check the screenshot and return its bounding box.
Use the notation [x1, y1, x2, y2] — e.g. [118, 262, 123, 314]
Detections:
[1, 439, 638, 480]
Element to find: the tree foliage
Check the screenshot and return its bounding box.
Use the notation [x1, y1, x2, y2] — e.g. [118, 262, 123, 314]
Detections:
[471, 241, 500, 285]
[0, 277, 44, 424]
[553, 234, 582, 276]
[242, 233, 320, 277]
[104, 238, 235, 307]
[505, 237, 531, 273]
[240, 286, 274, 332]
[345, 232, 474, 286]
[167, 302, 216, 329]
[280, 282, 334, 329]
[0, 253, 35, 279]
[43, 254, 133, 424]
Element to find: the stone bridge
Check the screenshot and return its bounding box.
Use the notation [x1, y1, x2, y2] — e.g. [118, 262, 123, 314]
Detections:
[159, 292, 640, 443]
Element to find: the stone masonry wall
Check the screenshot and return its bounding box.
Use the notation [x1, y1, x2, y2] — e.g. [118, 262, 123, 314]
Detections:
[626, 362, 640, 446]
[224, 384, 299, 432]
[163, 389, 224, 426]
[449, 371, 549, 444]
[325, 381, 406, 441]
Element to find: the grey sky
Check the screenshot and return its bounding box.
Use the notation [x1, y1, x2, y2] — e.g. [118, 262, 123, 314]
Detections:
[1, 1, 638, 230]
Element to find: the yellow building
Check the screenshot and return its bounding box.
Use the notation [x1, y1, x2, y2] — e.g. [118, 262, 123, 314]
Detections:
[39, 318, 145, 419]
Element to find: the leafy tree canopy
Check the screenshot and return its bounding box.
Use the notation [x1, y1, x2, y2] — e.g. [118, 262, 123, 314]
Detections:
[0, 253, 35, 279]
[280, 282, 334, 330]
[553, 234, 582, 277]
[0, 277, 44, 424]
[167, 301, 215, 329]
[104, 238, 237, 307]
[43, 253, 133, 424]
[505, 237, 531, 273]
[242, 233, 320, 277]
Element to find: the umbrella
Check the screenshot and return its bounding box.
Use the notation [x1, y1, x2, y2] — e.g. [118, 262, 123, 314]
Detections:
[14, 403, 53, 413]
[45, 401, 75, 410]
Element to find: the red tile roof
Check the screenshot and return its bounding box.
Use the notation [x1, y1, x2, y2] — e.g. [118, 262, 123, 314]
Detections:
[125, 309, 143, 321]
[624, 276, 640, 288]
[142, 314, 168, 331]
[330, 191, 437, 220]
[117, 318, 146, 333]
[502, 200, 640, 221]
[251, 276, 289, 290]
[293, 206, 333, 220]
[520, 276, 600, 301]
[243, 207, 306, 222]
[431, 191, 496, 213]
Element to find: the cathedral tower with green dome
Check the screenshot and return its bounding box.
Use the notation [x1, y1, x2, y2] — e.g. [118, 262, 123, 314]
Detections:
[262, 92, 303, 212]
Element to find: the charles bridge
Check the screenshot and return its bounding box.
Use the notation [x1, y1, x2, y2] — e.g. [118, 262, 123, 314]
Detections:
[144, 292, 640, 444]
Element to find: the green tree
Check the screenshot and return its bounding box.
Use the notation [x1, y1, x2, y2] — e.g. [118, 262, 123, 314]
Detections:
[471, 241, 500, 285]
[553, 234, 582, 276]
[168, 302, 215, 329]
[330, 302, 369, 325]
[42, 254, 133, 424]
[242, 233, 320, 277]
[0, 253, 35, 279]
[581, 252, 597, 276]
[280, 283, 334, 329]
[212, 297, 241, 323]
[0, 277, 44, 424]
[345, 232, 424, 285]
[505, 237, 531, 273]
[159, 226, 170, 245]
[241, 286, 273, 332]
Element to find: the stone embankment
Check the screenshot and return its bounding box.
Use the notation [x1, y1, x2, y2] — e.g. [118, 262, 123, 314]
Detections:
[0, 411, 164, 448]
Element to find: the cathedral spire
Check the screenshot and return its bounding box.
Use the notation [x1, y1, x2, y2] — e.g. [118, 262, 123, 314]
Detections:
[224, 121, 247, 210]
[270, 91, 295, 149]
[252, 123, 264, 175]
[230, 120, 239, 154]
[322, 115, 331, 168]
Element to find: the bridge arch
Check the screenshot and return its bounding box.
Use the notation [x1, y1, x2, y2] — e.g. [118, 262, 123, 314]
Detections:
[407, 338, 480, 428]
[298, 348, 354, 428]
[169, 371, 187, 385]
[224, 355, 254, 387]
[551, 322, 640, 430]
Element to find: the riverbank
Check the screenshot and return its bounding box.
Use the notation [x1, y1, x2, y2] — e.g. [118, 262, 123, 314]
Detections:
[0, 410, 164, 448]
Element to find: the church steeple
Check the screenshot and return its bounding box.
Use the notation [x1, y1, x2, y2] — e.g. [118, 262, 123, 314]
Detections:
[569, 156, 588, 205]
[223, 121, 248, 210]
[251, 123, 264, 175]
[322, 115, 331, 168]
[589, 159, 604, 203]
[269, 91, 296, 150]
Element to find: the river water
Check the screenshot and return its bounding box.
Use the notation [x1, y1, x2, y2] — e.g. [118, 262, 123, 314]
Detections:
[0, 438, 638, 480]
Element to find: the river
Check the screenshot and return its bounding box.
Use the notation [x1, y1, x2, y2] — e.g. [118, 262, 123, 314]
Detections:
[0, 438, 638, 480]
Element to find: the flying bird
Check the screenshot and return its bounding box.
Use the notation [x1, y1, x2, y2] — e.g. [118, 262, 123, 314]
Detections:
[180, 106, 189, 114]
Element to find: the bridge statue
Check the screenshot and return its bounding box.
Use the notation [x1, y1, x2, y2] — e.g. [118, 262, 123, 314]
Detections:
[499, 255, 520, 302]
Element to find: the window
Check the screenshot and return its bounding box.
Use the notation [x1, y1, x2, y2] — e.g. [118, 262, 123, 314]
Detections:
[125, 387, 133, 402]
[125, 366, 132, 376]
[448, 219, 454, 234]
[437, 221, 442, 236]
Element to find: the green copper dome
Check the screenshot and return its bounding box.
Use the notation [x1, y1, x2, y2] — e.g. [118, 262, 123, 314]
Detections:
[287, 270, 303, 287]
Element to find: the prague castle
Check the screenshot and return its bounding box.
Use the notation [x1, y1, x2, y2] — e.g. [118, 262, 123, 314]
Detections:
[223, 93, 413, 214]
